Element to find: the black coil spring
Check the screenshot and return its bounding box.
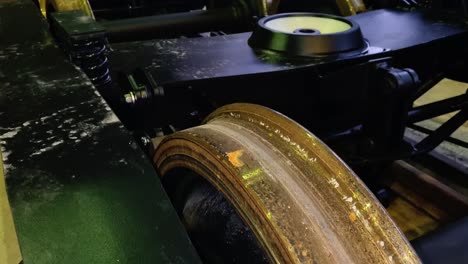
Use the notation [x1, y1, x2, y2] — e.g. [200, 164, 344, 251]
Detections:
[398, 0, 433, 8]
[70, 38, 111, 86]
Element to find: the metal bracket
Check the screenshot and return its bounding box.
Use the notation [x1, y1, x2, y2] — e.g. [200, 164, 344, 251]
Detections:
[364, 64, 420, 154]
[123, 68, 165, 105]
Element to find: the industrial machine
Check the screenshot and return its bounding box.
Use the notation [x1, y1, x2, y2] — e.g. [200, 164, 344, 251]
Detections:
[1, 0, 467, 263]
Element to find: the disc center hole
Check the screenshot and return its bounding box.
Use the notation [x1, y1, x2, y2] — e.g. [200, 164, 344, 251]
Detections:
[294, 28, 320, 35]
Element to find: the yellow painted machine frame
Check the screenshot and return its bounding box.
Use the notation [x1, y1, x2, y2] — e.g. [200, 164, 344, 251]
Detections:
[257, 0, 365, 16]
[37, 0, 362, 21]
[38, 0, 94, 18]
[336, 0, 366, 16]
[0, 152, 22, 264]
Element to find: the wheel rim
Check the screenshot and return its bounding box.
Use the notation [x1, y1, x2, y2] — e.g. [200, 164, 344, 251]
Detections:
[154, 103, 420, 263]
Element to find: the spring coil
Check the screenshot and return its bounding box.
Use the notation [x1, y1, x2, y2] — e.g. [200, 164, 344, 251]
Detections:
[398, 0, 433, 8]
[70, 38, 111, 86]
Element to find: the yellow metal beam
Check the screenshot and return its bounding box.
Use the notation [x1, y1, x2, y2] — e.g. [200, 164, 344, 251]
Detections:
[336, 0, 366, 16]
[0, 152, 22, 264]
[38, 0, 94, 19]
[256, 0, 281, 16]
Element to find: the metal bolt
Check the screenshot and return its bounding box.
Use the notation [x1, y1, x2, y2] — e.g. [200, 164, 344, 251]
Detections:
[123, 90, 149, 105]
[124, 92, 136, 104]
[141, 136, 151, 147]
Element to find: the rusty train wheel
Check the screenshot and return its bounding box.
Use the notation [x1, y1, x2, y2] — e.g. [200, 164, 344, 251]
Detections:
[153, 103, 420, 264]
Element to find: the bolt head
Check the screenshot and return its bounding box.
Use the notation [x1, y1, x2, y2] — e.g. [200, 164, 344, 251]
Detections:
[124, 93, 135, 104]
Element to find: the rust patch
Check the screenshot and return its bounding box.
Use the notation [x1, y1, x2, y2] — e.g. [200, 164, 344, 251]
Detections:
[349, 212, 357, 222]
[227, 149, 245, 168]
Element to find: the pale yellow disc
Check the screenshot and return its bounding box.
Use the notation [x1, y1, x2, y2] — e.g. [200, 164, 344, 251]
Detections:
[264, 16, 351, 34]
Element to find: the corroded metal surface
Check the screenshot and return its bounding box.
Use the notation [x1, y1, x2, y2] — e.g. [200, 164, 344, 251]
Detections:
[154, 103, 421, 264]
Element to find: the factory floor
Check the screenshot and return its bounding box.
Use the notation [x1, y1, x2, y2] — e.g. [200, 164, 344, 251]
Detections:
[407, 78, 468, 175]
[393, 78, 468, 240]
[384, 161, 468, 241]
